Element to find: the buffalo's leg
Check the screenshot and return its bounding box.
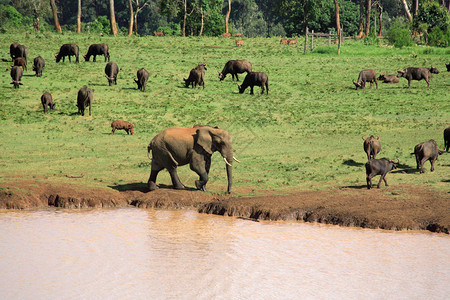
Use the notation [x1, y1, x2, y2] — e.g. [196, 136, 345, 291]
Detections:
[369, 81, 373, 89]
[377, 174, 386, 188]
[419, 158, 428, 173]
[250, 86, 254, 95]
[366, 173, 374, 189]
[261, 86, 265, 95]
[375, 79, 378, 89]
[93, 55, 96, 62]
[426, 78, 430, 87]
[235, 74, 239, 81]
[408, 79, 411, 88]
[430, 158, 435, 172]
[168, 168, 185, 190]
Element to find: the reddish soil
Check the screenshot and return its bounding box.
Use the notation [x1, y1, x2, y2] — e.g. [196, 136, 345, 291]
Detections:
[1, 178, 448, 234]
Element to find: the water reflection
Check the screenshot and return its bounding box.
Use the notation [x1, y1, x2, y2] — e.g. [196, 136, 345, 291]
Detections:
[0, 208, 448, 299]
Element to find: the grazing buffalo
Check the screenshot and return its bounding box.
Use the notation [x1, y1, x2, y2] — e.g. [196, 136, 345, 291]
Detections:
[13, 57, 27, 71]
[218, 60, 252, 81]
[362, 136, 381, 160]
[77, 86, 93, 116]
[84, 44, 110, 62]
[111, 120, 134, 135]
[56, 44, 79, 63]
[33, 56, 45, 77]
[10, 42, 28, 62]
[41, 92, 55, 113]
[414, 140, 445, 173]
[236, 40, 244, 46]
[446, 63, 450, 72]
[444, 127, 450, 152]
[353, 69, 378, 90]
[280, 38, 288, 44]
[237, 72, 269, 95]
[365, 158, 399, 189]
[377, 74, 399, 83]
[135, 68, 149, 92]
[10, 66, 23, 89]
[153, 32, 164, 36]
[184, 64, 207, 88]
[397, 67, 436, 88]
[105, 62, 119, 86]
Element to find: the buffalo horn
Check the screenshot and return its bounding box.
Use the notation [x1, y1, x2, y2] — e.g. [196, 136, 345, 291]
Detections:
[397, 70, 405, 74]
[223, 157, 232, 167]
[362, 136, 366, 140]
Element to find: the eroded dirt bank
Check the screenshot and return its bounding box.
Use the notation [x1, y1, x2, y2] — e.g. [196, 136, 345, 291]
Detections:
[1, 179, 448, 234]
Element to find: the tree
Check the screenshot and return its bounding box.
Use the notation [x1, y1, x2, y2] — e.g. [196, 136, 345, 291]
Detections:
[357, 0, 365, 38]
[49, 0, 62, 33]
[133, 0, 150, 35]
[334, 0, 340, 34]
[400, 0, 413, 22]
[365, 0, 371, 37]
[128, 0, 134, 36]
[109, 0, 118, 36]
[412, 0, 419, 15]
[225, 0, 230, 33]
[277, 0, 319, 35]
[377, 2, 383, 36]
[77, 0, 81, 33]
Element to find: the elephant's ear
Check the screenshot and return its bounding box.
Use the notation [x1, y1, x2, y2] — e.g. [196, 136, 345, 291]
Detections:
[196, 128, 213, 155]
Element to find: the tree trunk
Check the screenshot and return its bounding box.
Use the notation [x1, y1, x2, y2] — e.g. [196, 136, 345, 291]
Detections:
[365, 0, 371, 37]
[109, 0, 118, 36]
[199, 7, 204, 36]
[225, 0, 231, 34]
[49, 0, 62, 34]
[334, 0, 341, 55]
[77, 0, 81, 33]
[128, 0, 134, 36]
[412, 0, 419, 15]
[183, 0, 187, 37]
[400, 0, 413, 22]
[377, 3, 383, 37]
[357, 0, 365, 38]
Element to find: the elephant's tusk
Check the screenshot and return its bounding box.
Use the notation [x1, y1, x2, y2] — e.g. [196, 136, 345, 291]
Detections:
[233, 156, 241, 163]
[223, 157, 232, 167]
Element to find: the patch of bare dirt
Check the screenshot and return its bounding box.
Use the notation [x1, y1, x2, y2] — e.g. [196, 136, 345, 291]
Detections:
[0, 178, 448, 234]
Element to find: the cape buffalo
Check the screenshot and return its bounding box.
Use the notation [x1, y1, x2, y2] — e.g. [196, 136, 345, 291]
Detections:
[84, 44, 110, 62]
[135, 68, 149, 92]
[111, 120, 134, 135]
[237, 72, 269, 95]
[444, 127, 450, 152]
[10, 43, 28, 62]
[353, 69, 378, 90]
[10, 66, 23, 89]
[397, 67, 435, 88]
[414, 140, 445, 173]
[56, 44, 79, 63]
[13, 57, 27, 71]
[105, 62, 119, 86]
[377, 74, 399, 83]
[365, 158, 399, 189]
[362, 136, 381, 160]
[33, 56, 45, 77]
[41, 92, 55, 113]
[77, 86, 93, 116]
[184, 64, 207, 88]
[218, 60, 252, 81]
[446, 63, 450, 72]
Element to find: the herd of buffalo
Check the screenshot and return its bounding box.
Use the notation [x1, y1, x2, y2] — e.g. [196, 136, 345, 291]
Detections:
[7, 41, 449, 192]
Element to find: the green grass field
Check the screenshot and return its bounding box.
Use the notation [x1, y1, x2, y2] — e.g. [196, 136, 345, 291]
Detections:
[0, 32, 449, 196]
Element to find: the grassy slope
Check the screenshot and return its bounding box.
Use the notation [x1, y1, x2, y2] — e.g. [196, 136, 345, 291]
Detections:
[0, 32, 448, 196]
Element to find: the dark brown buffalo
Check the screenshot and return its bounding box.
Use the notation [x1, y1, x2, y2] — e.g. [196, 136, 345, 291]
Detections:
[84, 44, 110, 62]
[56, 44, 79, 63]
[444, 127, 450, 152]
[414, 140, 445, 173]
[10, 43, 28, 62]
[33, 56, 45, 77]
[135, 68, 149, 92]
[397, 67, 436, 88]
[41, 92, 55, 113]
[218, 60, 252, 81]
[365, 158, 399, 189]
[77, 86, 93, 116]
[111, 120, 134, 135]
[237, 72, 269, 95]
[446, 63, 450, 72]
[353, 69, 378, 90]
[13, 57, 27, 71]
[362, 136, 381, 160]
[105, 62, 119, 86]
[377, 74, 399, 83]
[184, 64, 207, 88]
[10, 66, 23, 89]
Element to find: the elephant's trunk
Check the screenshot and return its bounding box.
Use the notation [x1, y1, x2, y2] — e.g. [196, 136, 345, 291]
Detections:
[226, 162, 232, 194]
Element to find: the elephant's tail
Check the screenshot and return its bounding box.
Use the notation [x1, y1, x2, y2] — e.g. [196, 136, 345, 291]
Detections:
[147, 143, 152, 159]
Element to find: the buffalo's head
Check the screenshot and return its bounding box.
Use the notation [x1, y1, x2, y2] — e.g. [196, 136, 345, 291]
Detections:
[429, 66, 439, 74]
[397, 69, 406, 78]
[218, 71, 225, 81]
[83, 55, 89, 62]
[377, 74, 386, 81]
[352, 80, 361, 90]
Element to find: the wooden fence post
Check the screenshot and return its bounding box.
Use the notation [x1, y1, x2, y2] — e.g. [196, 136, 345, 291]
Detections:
[311, 30, 314, 51]
[328, 31, 331, 47]
[304, 27, 308, 54]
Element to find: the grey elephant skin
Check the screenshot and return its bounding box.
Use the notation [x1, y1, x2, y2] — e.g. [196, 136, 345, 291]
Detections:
[147, 126, 236, 193]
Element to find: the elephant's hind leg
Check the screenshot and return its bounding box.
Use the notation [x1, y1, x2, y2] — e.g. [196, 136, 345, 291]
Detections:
[168, 168, 185, 190]
[148, 162, 164, 191]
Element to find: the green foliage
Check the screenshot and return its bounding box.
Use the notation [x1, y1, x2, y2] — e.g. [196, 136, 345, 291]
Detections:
[85, 16, 111, 35]
[413, 0, 449, 33]
[386, 19, 413, 48]
[428, 26, 450, 47]
[0, 5, 23, 28]
[157, 22, 180, 36]
[363, 27, 381, 46]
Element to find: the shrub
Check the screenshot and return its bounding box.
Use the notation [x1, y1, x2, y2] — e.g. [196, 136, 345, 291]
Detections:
[157, 22, 180, 36]
[428, 27, 450, 47]
[386, 19, 413, 48]
[0, 5, 23, 28]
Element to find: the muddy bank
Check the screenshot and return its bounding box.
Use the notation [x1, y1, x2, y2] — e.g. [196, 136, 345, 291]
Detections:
[0, 179, 448, 234]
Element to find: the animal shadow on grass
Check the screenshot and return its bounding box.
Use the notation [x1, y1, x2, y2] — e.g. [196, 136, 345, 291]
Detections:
[342, 159, 365, 167]
[391, 163, 418, 174]
[22, 74, 35, 77]
[109, 182, 197, 192]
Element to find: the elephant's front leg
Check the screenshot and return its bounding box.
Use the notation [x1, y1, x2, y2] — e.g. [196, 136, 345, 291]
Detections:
[191, 154, 210, 192]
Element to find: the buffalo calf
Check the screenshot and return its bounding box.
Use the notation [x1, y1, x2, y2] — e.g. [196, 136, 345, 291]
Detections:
[414, 140, 444, 173]
[10, 66, 23, 89]
[365, 158, 399, 189]
[77, 86, 93, 116]
[135, 68, 149, 92]
[33, 56, 45, 77]
[362, 136, 381, 160]
[377, 74, 399, 84]
[111, 120, 134, 135]
[41, 92, 55, 113]
[237, 72, 269, 95]
[105, 62, 119, 86]
[184, 64, 207, 89]
[353, 69, 378, 90]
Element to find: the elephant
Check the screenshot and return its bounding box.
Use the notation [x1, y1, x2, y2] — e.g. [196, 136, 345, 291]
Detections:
[147, 126, 239, 193]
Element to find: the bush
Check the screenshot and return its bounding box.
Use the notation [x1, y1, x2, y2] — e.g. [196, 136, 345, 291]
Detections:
[386, 19, 413, 48]
[157, 22, 180, 36]
[428, 27, 450, 47]
[0, 5, 23, 29]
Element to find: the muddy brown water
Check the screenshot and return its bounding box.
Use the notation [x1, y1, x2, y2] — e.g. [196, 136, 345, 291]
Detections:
[0, 208, 448, 299]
